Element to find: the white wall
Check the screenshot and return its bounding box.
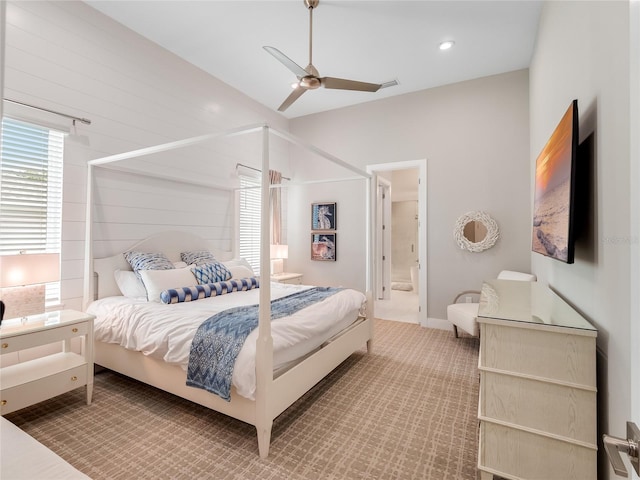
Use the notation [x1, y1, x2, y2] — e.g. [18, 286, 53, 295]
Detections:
[529, 2, 632, 478]
[3, 1, 288, 310]
[289, 70, 532, 319]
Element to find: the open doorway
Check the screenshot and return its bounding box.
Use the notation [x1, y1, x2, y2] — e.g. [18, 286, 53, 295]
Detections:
[367, 160, 427, 325]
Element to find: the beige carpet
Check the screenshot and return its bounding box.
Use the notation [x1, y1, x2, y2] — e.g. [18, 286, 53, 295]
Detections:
[5, 320, 480, 480]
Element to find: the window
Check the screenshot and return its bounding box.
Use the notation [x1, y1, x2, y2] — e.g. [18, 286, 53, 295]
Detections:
[238, 171, 261, 275]
[0, 117, 64, 304]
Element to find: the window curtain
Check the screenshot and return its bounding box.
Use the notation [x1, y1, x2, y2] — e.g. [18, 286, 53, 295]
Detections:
[269, 169, 282, 245]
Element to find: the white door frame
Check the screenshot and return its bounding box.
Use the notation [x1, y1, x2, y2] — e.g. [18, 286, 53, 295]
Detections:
[367, 159, 427, 325]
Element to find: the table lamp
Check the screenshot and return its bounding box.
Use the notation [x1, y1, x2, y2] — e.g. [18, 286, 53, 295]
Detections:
[269, 244, 288, 275]
[0, 253, 60, 324]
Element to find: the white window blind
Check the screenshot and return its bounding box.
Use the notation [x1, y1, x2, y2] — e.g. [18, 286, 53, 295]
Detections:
[238, 171, 261, 276]
[0, 117, 64, 304]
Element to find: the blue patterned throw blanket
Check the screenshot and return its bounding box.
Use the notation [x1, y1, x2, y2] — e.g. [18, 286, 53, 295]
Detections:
[186, 287, 343, 401]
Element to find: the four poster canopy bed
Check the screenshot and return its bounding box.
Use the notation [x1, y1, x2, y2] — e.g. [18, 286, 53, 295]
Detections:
[82, 124, 374, 458]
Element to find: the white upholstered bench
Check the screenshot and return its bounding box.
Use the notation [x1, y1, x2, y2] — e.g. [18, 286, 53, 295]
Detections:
[1, 416, 90, 479]
[447, 270, 536, 337]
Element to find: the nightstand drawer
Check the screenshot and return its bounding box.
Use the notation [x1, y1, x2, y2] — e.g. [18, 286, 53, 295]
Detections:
[0, 364, 87, 415]
[271, 273, 303, 284]
[1, 322, 89, 354]
[282, 276, 302, 285]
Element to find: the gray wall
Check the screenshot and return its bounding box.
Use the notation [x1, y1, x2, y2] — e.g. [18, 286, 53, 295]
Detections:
[530, 2, 633, 478]
[290, 70, 532, 319]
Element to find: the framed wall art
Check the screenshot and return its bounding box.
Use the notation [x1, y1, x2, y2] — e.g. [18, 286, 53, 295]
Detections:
[311, 202, 336, 230]
[311, 233, 336, 261]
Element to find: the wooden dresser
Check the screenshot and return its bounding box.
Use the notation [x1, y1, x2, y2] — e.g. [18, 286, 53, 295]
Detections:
[477, 280, 597, 480]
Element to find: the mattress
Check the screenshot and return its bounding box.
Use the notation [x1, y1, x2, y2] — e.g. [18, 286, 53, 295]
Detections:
[87, 282, 366, 400]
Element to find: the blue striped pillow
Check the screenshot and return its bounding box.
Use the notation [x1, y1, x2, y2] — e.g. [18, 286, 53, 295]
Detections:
[181, 251, 216, 266]
[124, 251, 174, 278]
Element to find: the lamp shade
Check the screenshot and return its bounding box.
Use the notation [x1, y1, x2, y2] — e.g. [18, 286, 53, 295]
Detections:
[0, 253, 60, 288]
[270, 244, 288, 259]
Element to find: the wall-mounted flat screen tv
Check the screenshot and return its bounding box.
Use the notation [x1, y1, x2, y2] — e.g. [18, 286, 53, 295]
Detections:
[532, 99, 578, 263]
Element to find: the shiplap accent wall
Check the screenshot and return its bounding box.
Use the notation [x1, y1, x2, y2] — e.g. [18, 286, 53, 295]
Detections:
[4, 1, 288, 311]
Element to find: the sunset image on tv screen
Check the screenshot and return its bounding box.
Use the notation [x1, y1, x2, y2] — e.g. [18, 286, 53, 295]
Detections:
[532, 102, 576, 263]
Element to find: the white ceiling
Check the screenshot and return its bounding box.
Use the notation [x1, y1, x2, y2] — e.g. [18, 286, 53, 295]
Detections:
[85, 0, 542, 119]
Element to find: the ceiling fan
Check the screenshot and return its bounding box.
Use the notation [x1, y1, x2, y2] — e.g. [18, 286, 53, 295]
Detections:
[264, 0, 390, 112]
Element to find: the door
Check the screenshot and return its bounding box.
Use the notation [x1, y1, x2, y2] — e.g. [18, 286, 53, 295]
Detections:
[375, 177, 391, 300]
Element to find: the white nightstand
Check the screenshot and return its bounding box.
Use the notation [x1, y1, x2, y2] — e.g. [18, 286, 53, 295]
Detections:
[0, 310, 95, 415]
[271, 272, 304, 285]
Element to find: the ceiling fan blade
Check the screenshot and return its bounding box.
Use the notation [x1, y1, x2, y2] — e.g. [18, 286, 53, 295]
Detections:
[263, 46, 308, 78]
[321, 77, 382, 92]
[278, 87, 307, 112]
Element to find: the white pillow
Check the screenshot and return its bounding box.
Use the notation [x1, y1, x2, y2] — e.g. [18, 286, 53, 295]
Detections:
[139, 267, 197, 303]
[223, 258, 255, 276]
[173, 261, 188, 269]
[114, 270, 147, 298]
[227, 265, 255, 279]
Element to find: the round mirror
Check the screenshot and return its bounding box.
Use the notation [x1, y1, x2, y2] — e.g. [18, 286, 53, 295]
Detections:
[463, 220, 488, 243]
[454, 211, 499, 252]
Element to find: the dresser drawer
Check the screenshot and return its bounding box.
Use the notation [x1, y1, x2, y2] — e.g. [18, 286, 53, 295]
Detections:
[480, 370, 597, 444]
[1, 322, 89, 354]
[479, 421, 596, 480]
[480, 323, 596, 388]
[0, 364, 87, 415]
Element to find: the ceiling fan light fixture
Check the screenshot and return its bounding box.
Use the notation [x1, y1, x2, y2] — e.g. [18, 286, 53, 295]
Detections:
[439, 40, 455, 51]
[300, 76, 321, 89]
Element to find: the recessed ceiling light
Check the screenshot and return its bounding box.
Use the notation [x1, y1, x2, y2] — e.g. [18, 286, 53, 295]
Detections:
[439, 40, 455, 51]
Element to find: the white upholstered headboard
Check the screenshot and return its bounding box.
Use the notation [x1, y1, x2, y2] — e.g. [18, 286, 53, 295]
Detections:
[93, 231, 232, 300]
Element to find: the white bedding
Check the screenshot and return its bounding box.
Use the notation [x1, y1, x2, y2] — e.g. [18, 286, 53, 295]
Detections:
[87, 282, 365, 400]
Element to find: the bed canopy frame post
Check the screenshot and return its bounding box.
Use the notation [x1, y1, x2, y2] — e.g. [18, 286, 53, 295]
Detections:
[82, 164, 94, 311]
[255, 125, 274, 458]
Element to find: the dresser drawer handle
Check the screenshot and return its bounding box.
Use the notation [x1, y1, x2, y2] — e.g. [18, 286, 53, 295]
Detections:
[1, 343, 7, 349]
[71, 376, 78, 382]
[72, 328, 78, 333]
[1, 400, 6, 406]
